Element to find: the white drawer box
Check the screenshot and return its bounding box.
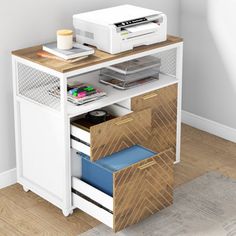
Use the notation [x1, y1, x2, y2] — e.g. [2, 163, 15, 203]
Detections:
[71, 104, 153, 161]
[71, 104, 132, 145]
[71, 139, 90, 156]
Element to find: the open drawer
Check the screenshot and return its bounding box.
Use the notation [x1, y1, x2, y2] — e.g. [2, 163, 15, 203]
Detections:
[71, 104, 152, 161]
[72, 148, 175, 232]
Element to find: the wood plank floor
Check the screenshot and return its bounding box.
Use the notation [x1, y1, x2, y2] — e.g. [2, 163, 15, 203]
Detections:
[0, 124, 235, 236]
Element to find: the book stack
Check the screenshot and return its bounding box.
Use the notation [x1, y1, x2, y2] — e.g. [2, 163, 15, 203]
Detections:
[37, 42, 95, 63]
[49, 82, 106, 105]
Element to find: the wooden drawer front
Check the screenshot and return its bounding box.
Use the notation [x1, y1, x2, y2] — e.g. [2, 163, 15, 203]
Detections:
[72, 148, 174, 232]
[113, 148, 174, 232]
[90, 108, 151, 161]
[131, 84, 177, 153]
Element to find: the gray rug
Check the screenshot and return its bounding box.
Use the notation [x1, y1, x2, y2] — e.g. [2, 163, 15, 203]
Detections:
[80, 172, 236, 236]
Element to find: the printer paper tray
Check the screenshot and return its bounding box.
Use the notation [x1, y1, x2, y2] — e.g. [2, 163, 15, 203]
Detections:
[125, 31, 156, 40]
[124, 22, 159, 39]
[125, 22, 159, 33]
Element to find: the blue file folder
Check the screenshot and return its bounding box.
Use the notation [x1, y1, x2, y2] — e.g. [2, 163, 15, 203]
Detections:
[81, 145, 156, 196]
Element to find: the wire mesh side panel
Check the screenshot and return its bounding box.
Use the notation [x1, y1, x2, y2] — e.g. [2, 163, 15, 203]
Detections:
[156, 48, 177, 77]
[17, 63, 61, 111]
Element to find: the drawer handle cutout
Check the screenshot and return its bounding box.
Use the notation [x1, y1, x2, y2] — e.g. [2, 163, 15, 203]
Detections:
[138, 160, 156, 170]
[115, 118, 133, 126]
[142, 93, 157, 100]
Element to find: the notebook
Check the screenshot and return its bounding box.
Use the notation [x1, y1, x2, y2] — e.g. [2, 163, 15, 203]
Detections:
[43, 42, 94, 60]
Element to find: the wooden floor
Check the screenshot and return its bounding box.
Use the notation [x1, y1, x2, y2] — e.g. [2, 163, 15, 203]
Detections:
[0, 124, 236, 236]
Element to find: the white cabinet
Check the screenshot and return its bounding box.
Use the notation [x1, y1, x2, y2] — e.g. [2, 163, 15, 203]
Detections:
[12, 36, 183, 229]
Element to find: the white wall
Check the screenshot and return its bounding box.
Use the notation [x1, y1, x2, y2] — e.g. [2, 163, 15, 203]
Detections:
[180, 0, 236, 129]
[0, 0, 180, 174]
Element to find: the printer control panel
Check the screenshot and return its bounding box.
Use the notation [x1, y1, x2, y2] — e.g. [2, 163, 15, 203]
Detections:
[115, 17, 148, 28]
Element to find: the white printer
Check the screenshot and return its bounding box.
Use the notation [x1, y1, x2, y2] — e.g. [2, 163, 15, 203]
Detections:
[73, 5, 167, 54]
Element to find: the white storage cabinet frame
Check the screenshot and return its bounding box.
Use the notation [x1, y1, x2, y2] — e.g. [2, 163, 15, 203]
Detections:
[12, 40, 183, 217]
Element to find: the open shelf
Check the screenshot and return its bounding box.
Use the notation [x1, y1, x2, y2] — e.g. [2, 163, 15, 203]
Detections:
[18, 72, 178, 117]
[67, 73, 178, 117]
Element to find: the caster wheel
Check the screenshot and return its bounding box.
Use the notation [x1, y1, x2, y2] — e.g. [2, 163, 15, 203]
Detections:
[23, 186, 30, 192]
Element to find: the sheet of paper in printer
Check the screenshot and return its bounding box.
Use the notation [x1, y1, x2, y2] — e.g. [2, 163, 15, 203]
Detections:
[125, 22, 159, 33]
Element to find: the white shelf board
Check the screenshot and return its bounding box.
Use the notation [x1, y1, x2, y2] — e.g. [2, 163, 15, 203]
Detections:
[67, 73, 178, 118]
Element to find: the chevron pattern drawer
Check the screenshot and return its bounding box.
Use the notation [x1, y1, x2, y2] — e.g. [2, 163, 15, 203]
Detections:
[131, 84, 177, 155]
[72, 148, 174, 232]
[71, 105, 152, 161]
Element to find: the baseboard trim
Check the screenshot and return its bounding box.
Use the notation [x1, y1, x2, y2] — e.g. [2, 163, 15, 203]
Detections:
[0, 168, 17, 189]
[182, 110, 236, 143]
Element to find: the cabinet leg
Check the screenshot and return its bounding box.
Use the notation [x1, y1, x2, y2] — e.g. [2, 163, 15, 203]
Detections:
[62, 209, 73, 217]
[23, 186, 30, 192]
